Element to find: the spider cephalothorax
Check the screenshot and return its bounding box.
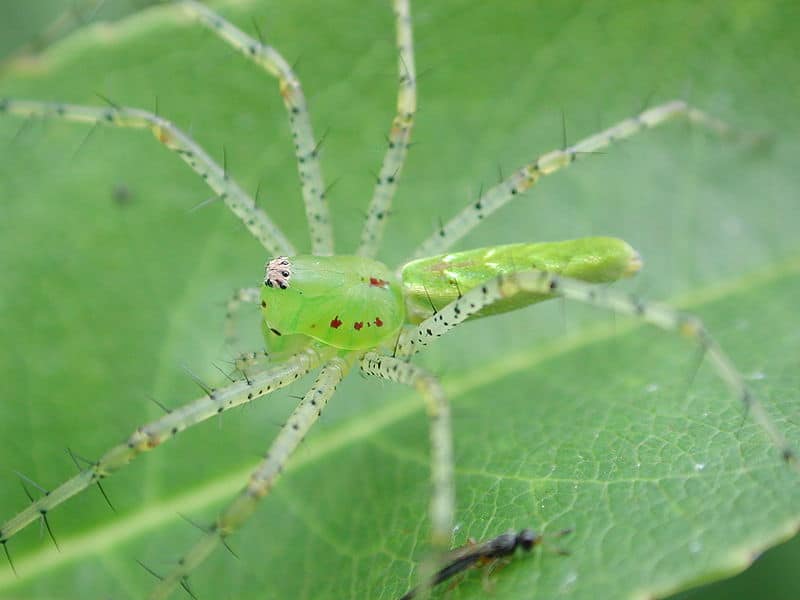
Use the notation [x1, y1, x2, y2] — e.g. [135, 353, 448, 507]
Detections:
[261, 255, 404, 350]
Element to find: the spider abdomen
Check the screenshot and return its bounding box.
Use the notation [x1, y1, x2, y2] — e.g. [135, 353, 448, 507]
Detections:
[400, 237, 641, 323]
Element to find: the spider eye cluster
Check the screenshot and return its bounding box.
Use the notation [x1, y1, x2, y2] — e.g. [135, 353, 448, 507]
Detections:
[264, 256, 292, 289]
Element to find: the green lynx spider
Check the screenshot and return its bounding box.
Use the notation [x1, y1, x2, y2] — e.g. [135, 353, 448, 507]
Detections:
[1, 0, 796, 598]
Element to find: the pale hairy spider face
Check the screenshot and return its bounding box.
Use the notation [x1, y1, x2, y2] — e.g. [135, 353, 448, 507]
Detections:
[0, 2, 798, 599]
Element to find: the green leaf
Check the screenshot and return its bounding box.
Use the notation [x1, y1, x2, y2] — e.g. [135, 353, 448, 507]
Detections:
[1, 1, 798, 599]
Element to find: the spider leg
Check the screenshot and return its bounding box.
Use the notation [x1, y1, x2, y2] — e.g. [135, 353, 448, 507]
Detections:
[361, 353, 454, 593]
[357, 0, 416, 258]
[232, 350, 271, 381]
[407, 101, 734, 260]
[224, 286, 260, 346]
[0, 343, 334, 559]
[181, 0, 333, 256]
[147, 354, 355, 600]
[0, 99, 294, 256]
[395, 270, 797, 467]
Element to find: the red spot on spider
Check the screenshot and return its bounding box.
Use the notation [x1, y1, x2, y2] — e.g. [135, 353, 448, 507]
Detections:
[354, 321, 364, 330]
[330, 316, 342, 329]
[374, 317, 384, 327]
[369, 277, 388, 288]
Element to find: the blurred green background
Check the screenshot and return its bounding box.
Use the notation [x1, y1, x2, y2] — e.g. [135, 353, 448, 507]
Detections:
[1, 1, 799, 599]
[0, 0, 157, 59]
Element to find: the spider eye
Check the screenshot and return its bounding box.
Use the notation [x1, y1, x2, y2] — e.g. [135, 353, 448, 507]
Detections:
[265, 256, 292, 290]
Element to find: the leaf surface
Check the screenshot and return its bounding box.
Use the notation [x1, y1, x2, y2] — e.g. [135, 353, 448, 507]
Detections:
[0, 1, 799, 599]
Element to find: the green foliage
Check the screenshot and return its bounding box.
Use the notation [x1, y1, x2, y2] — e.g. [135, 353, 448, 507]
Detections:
[1, 1, 799, 598]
